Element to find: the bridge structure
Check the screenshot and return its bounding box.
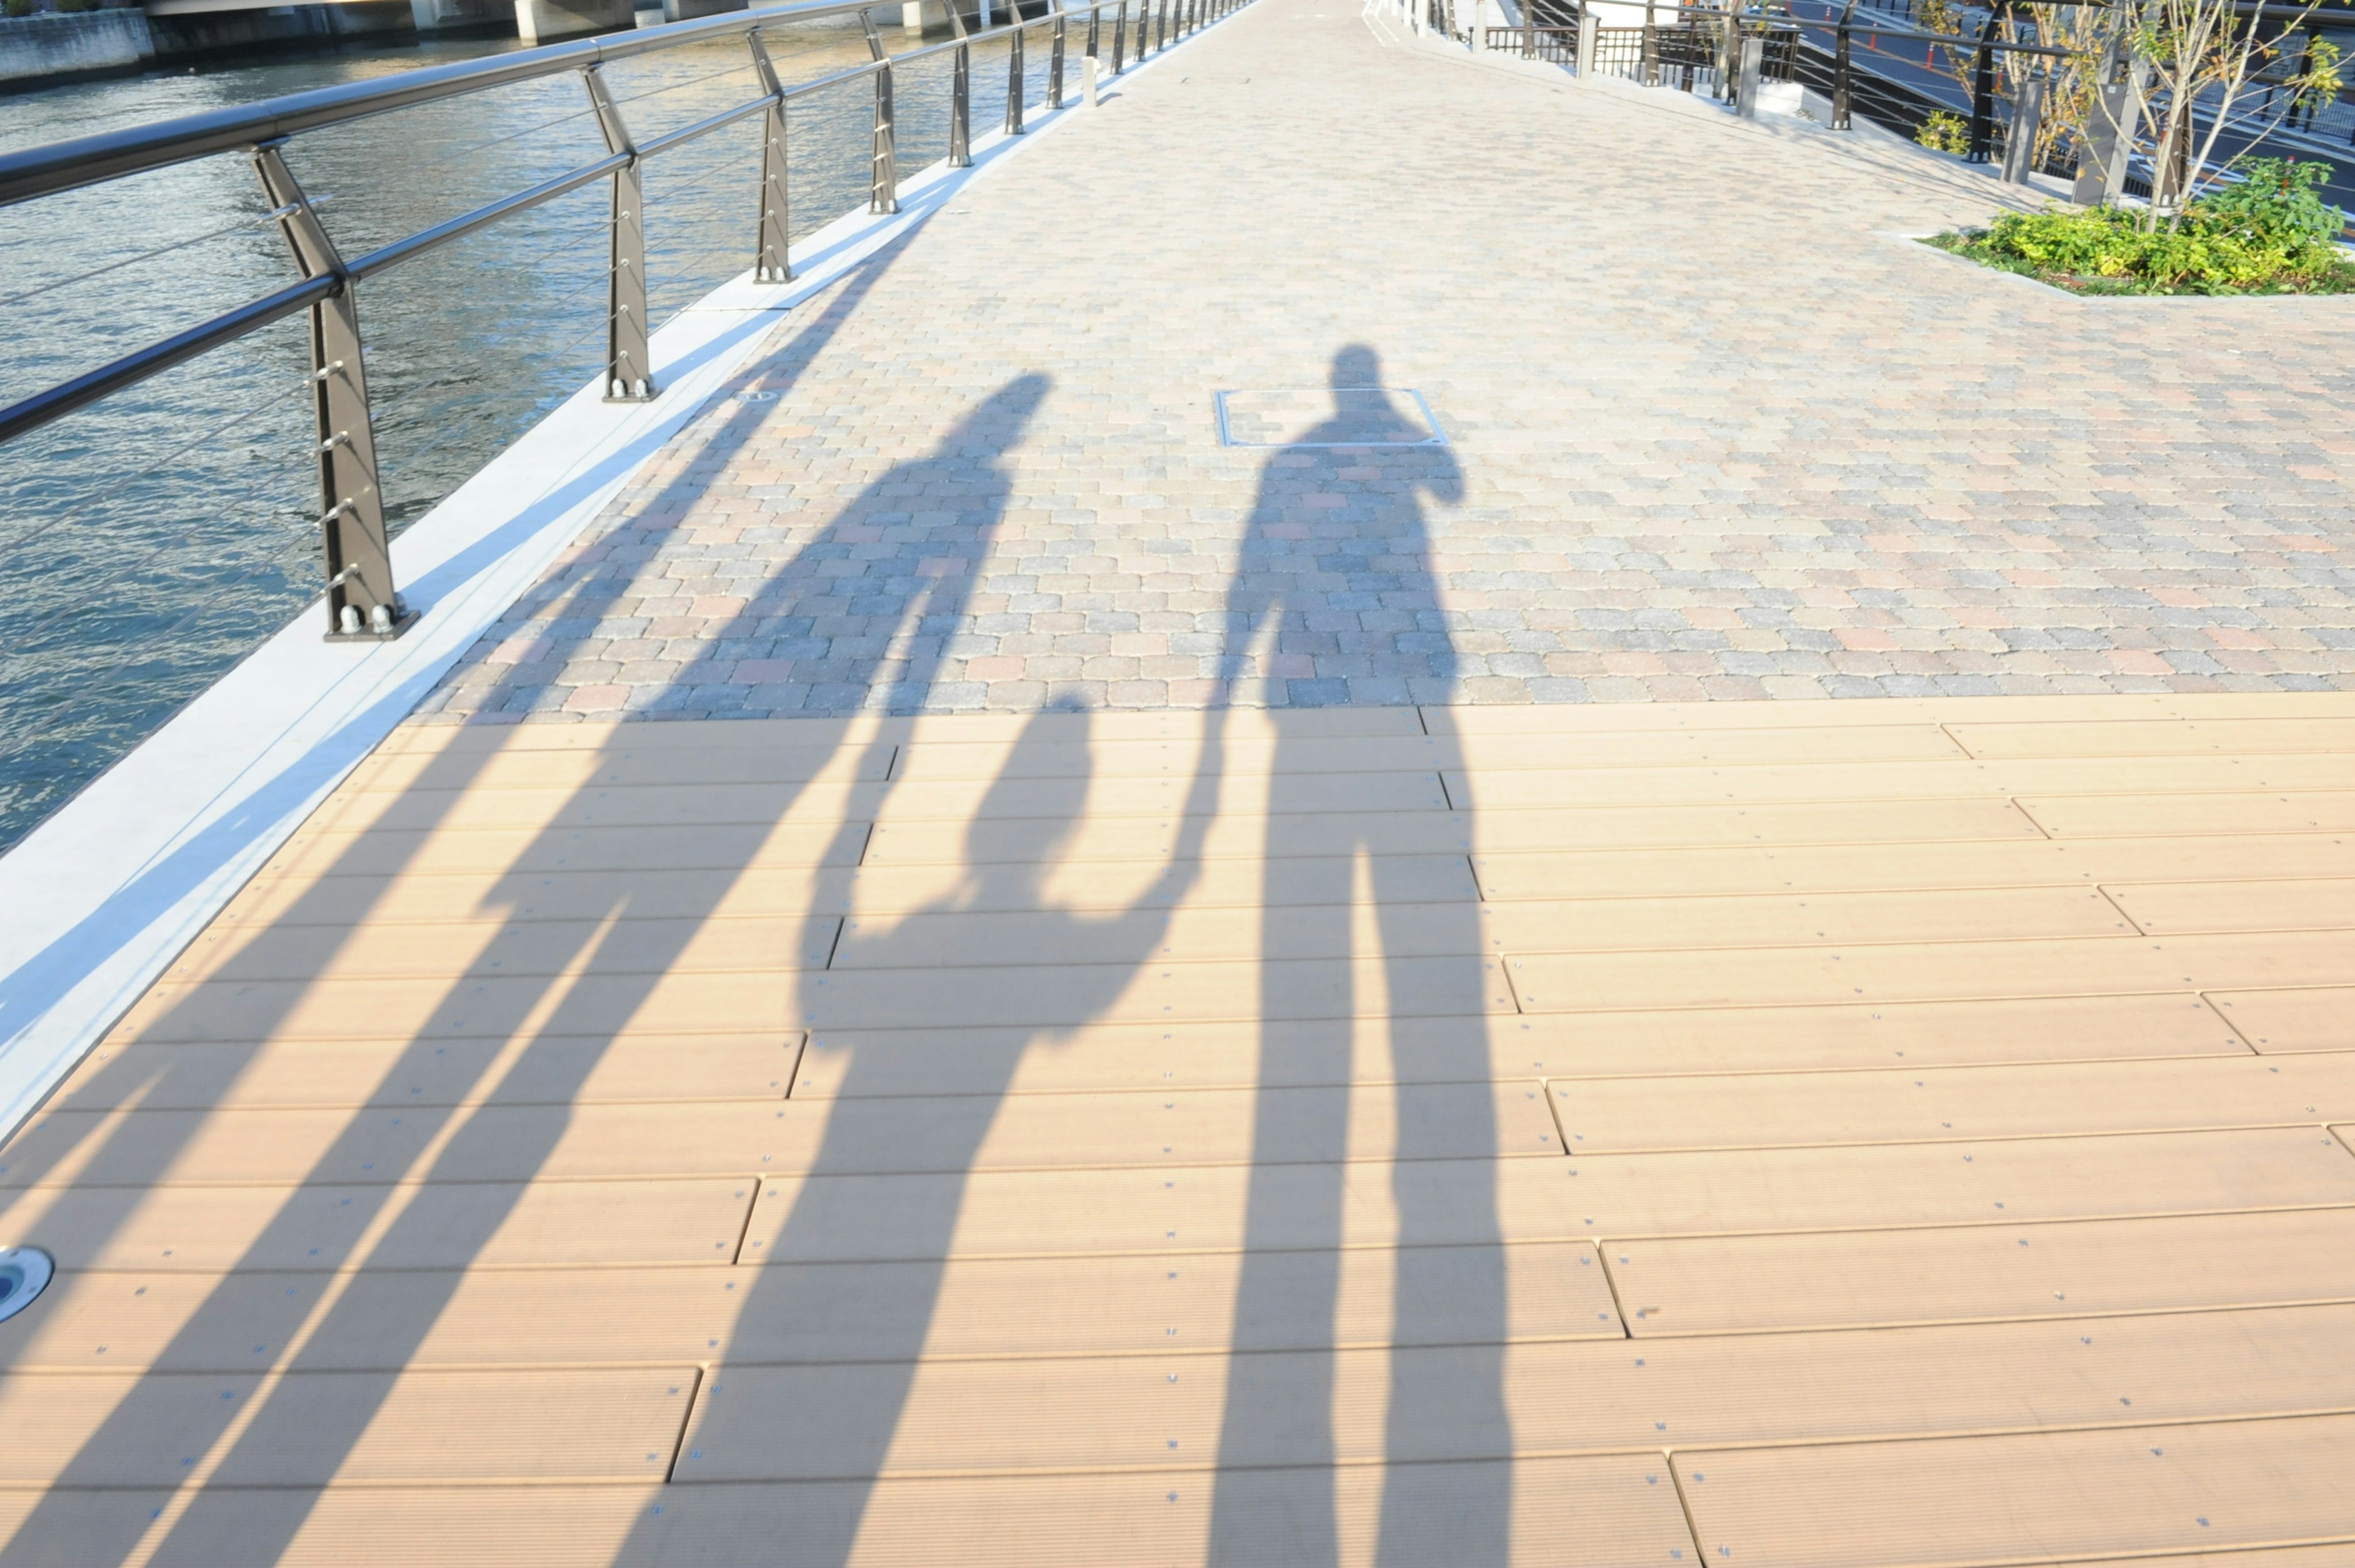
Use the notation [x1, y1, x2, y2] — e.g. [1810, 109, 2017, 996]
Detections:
[1, 0, 2354, 1562]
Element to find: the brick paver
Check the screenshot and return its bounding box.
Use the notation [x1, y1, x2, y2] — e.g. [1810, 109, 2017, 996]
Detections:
[415, 0, 2355, 722]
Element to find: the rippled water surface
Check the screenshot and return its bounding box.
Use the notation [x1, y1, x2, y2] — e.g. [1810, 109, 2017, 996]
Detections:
[0, 12, 1060, 851]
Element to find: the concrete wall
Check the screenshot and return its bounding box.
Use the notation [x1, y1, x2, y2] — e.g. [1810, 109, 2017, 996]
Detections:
[142, 1, 418, 53]
[512, 0, 630, 40]
[0, 9, 155, 88]
[410, 0, 511, 30]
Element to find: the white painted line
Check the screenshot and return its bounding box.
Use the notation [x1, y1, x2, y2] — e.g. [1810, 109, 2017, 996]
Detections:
[0, 10, 1253, 1142]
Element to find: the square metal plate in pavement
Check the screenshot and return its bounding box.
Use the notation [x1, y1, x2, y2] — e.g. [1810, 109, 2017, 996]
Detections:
[1214, 387, 1449, 449]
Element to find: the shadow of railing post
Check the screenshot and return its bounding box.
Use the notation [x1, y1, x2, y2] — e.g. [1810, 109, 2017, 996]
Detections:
[0, 253, 1059, 1568]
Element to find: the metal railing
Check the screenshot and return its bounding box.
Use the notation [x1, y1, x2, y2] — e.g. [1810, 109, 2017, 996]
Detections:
[0, 0, 1246, 641]
[1488, 6, 1805, 106]
[1488, 1, 2091, 172]
[1485, 23, 1578, 60]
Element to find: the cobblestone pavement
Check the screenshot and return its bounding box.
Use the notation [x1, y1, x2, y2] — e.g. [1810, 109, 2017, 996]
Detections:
[416, 0, 2355, 722]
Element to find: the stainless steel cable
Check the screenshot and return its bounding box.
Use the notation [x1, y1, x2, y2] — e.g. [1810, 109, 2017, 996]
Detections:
[615, 53, 761, 107]
[0, 202, 309, 312]
[393, 102, 608, 182]
[0, 377, 312, 567]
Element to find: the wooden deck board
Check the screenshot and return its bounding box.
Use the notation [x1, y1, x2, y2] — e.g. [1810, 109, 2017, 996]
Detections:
[1545, 1128, 2355, 1236]
[673, 1305, 2355, 1478]
[816, 888, 2127, 973]
[790, 994, 2243, 1098]
[254, 821, 862, 879]
[1420, 695, 2355, 735]
[209, 854, 1485, 926]
[1546, 1054, 2355, 1152]
[862, 797, 2042, 864]
[105, 970, 793, 1045]
[0, 1456, 1696, 1567]
[4, 1083, 1557, 1186]
[1678, 1414, 2355, 1567]
[0, 1176, 756, 1272]
[1951, 716, 2355, 757]
[50, 1033, 800, 1111]
[2211, 987, 2355, 1052]
[2104, 878, 2355, 935]
[882, 726, 1972, 781]
[1609, 1207, 2355, 1333]
[0, 1368, 694, 1486]
[162, 916, 841, 985]
[0, 1242, 1615, 1374]
[1509, 931, 2355, 1013]
[9, 697, 2355, 1561]
[1450, 752, 2355, 809]
[1472, 833, 2355, 899]
[2019, 789, 2355, 837]
[741, 1158, 1593, 1260]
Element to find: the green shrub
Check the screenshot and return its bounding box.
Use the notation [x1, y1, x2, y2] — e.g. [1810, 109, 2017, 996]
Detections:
[1, 0, 36, 18]
[1915, 110, 1970, 155]
[2199, 157, 2345, 247]
[1932, 158, 2355, 293]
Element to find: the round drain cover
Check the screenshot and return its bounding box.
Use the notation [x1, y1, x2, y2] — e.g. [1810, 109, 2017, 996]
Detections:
[0, 1248, 54, 1322]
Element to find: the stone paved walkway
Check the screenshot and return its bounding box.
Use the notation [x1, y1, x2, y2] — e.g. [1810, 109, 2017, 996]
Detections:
[418, 0, 2355, 721]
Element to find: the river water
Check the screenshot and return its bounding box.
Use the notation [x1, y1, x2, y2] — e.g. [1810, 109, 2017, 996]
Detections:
[0, 12, 1060, 852]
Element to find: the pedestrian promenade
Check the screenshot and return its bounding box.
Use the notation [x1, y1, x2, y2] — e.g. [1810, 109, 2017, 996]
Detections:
[2, 2, 2354, 1564]
[416, 0, 2351, 722]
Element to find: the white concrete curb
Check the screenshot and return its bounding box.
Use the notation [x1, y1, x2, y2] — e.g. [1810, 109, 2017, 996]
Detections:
[0, 7, 1250, 1143]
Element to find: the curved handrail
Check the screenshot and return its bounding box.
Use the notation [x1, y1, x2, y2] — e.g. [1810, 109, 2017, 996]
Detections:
[0, 0, 1070, 208]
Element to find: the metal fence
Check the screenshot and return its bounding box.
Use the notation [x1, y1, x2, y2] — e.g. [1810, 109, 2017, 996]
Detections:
[1489, 2, 2085, 174]
[1584, 17, 1795, 91]
[0, 0, 1246, 644]
[1485, 22, 1579, 59]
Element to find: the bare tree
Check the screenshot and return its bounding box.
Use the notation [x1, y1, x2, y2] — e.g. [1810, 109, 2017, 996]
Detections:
[2111, 0, 2342, 222]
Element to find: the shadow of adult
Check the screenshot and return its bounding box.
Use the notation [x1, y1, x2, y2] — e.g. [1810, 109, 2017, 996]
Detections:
[1203, 346, 1512, 1567]
[0, 367, 1049, 1568]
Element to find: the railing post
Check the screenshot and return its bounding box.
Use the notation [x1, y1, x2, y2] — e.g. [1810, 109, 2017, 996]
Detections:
[1050, 0, 1067, 108]
[2000, 70, 2043, 182]
[252, 142, 410, 642]
[1832, 3, 1852, 128]
[1006, 4, 1027, 131]
[860, 10, 899, 212]
[1641, 13, 1659, 83]
[1576, 6, 1597, 74]
[2152, 110, 2189, 210]
[1112, 0, 1127, 69]
[947, 0, 972, 165]
[747, 31, 794, 281]
[2071, 36, 2130, 204]
[1735, 31, 1762, 114]
[583, 66, 656, 403]
[1966, 5, 2001, 163]
[1086, 1, 1100, 67]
